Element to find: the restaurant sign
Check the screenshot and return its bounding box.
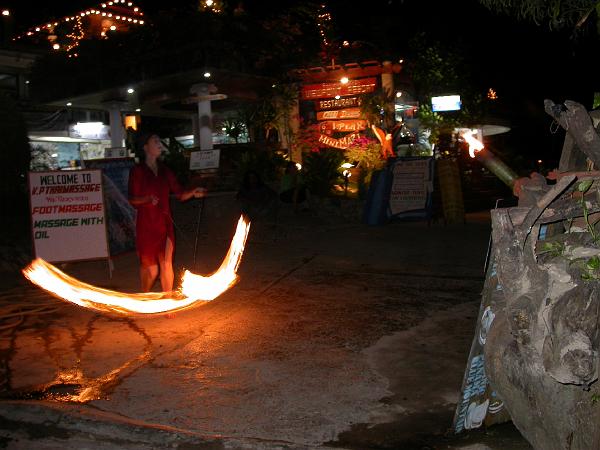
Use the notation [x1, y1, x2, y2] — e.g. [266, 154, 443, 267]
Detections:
[318, 132, 360, 150]
[319, 120, 367, 133]
[317, 108, 362, 121]
[302, 78, 377, 100]
[316, 96, 362, 111]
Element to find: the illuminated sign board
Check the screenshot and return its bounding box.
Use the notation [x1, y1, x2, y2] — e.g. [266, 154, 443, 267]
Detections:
[316, 108, 362, 121]
[318, 132, 360, 150]
[316, 96, 362, 111]
[431, 95, 461, 112]
[68, 122, 110, 140]
[319, 120, 367, 133]
[301, 78, 377, 100]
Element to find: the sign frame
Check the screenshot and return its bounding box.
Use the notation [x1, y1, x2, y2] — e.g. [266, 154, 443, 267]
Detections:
[190, 149, 221, 170]
[387, 156, 435, 220]
[28, 169, 111, 265]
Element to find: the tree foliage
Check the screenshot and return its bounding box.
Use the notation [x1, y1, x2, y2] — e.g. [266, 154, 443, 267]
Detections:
[478, 0, 600, 33]
[405, 32, 485, 146]
[407, 32, 465, 100]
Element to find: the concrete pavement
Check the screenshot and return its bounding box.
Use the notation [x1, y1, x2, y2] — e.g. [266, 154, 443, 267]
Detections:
[0, 193, 531, 449]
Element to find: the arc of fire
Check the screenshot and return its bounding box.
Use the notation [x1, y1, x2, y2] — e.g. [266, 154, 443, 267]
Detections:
[22, 216, 251, 315]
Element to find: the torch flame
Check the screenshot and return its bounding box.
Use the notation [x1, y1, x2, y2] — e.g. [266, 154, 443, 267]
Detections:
[22, 216, 251, 315]
[461, 130, 484, 158]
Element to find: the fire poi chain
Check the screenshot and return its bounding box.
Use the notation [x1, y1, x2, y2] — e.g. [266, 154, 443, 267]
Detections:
[23, 215, 251, 315]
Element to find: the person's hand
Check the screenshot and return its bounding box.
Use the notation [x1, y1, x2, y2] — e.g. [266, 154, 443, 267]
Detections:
[193, 187, 207, 198]
[149, 195, 159, 206]
[512, 177, 527, 198]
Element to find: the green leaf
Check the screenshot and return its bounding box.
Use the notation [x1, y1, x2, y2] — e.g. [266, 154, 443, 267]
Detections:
[578, 179, 594, 193]
[540, 242, 555, 252]
[586, 256, 600, 270]
[594, 92, 600, 110]
[539, 241, 565, 257]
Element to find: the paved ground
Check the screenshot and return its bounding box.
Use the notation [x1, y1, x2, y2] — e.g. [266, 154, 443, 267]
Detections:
[0, 193, 532, 449]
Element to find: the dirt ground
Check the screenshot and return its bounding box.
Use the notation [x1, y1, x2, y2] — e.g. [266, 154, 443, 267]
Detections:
[0, 193, 533, 449]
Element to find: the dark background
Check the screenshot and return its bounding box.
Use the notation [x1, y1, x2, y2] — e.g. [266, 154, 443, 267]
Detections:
[3, 0, 596, 176]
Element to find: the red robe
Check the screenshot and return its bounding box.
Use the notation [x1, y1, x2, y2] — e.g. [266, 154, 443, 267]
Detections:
[128, 162, 183, 266]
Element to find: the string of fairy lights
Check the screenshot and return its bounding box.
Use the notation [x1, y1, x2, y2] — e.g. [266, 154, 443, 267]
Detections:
[12, 0, 145, 56]
[316, 4, 332, 49]
[64, 17, 84, 57]
[10, 0, 338, 60]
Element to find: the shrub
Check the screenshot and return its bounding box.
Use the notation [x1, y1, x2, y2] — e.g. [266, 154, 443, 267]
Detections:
[344, 136, 387, 197]
[302, 149, 344, 196]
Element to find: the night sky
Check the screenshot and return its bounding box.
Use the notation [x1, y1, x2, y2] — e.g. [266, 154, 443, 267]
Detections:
[3, 0, 596, 170]
[4, 0, 592, 105]
[329, 0, 596, 170]
[330, 0, 597, 170]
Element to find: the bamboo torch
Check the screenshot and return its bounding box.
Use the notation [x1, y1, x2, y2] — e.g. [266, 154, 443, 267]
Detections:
[461, 130, 519, 189]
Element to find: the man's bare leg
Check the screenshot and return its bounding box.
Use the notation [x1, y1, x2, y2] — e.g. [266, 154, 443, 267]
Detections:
[159, 238, 175, 292]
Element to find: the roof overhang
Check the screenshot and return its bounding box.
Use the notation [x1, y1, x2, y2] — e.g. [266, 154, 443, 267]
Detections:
[44, 67, 275, 119]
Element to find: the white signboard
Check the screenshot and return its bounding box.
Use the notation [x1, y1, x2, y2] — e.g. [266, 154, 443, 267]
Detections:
[68, 122, 111, 140]
[29, 170, 109, 262]
[431, 95, 461, 112]
[389, 159, 433, 215]
[190, 149, 220, 170]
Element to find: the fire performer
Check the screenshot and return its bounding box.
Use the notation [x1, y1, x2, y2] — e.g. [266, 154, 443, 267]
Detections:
[128, 132, 206, 293]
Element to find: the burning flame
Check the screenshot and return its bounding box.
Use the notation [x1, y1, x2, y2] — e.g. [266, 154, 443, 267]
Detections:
[461, 130, 484, 158]
[22, 216, 251, 315]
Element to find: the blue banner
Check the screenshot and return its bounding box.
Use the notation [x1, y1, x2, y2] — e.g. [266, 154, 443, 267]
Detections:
[82, 158, 136, 256]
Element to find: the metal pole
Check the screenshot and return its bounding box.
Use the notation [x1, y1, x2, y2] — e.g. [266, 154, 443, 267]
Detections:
[193, 196, 205, 270]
